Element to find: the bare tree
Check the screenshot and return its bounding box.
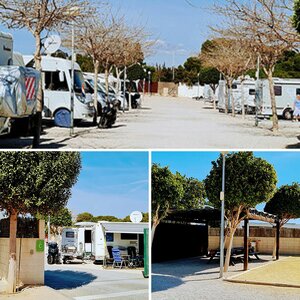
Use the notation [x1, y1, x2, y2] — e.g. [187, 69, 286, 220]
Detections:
[0, 0, 91, 144]
[213, 0, 300, 130]
[200, 38, 255, 116]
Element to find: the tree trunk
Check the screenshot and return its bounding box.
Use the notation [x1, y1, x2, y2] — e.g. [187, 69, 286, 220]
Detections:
[32, 33, 43, 148]
[105, 67, 109, 104]
[7, 210, 17, 293]
[229, 79, 235, 117]
[93, 60, 99, 125]
[241, 80, 245, 119]
[224, 226, 237, 272]
[151, 221, 159, 245]
[225, 81, 229, 114]
[267, 72, 279, 131]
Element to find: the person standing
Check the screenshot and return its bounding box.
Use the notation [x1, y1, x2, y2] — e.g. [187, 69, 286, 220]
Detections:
[293, 93, 300, 122]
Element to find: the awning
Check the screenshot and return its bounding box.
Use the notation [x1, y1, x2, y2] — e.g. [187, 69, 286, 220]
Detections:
[100, 222, 149, 234]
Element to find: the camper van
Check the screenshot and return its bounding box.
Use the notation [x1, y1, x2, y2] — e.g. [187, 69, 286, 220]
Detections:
[92, 222, 148, 263]
[257, 78, 300, 120]
[0, 32, 13, 66]
[217, 78, 256, 113]
[23, 55, 94, 127]
[61, 222, 95, 263]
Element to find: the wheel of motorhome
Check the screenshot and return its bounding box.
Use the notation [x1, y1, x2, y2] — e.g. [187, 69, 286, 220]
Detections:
[54, 108, 71, 128]
[283, 108, 293, 120]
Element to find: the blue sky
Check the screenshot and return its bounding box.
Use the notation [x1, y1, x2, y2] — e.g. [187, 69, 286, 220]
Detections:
[152, 151, 300, 224]
[67, 152, 149, 218]
[0, 0, 217, 67]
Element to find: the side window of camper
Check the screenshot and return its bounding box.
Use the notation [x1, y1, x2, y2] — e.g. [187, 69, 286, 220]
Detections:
[121, 233, 138, 240]
[274, 86, 282, 96]
[44, 71, 69, 91]
[106, 233, 114, 242]
[296, 89, 300, 95]
[249, 89, 256, 96]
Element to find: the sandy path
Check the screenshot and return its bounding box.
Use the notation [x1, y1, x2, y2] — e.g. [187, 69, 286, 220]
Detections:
[0, 96, 299, 149]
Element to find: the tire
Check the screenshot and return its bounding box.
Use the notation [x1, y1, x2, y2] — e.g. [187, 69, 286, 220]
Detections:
[283, 108, 293, 120]
[47, 255, 54, 265]
[54, 108, 71, 128]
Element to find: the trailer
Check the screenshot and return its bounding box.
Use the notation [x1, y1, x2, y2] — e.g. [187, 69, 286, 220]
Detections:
[61, 222, 95, 263]
[217, 78, 256, 113]
[92, 222, 149, 263]
[256, 78, 300, 120]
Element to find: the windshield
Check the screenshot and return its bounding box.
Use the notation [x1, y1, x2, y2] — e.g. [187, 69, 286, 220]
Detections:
[71, 70, 85, 94]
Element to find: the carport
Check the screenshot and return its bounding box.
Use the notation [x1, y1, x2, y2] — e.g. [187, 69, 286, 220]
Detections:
[152, 206, 221, 263]
[152, 207, 280, 271]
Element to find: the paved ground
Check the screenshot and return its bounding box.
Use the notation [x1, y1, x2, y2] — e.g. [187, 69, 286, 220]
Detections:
[152, 256, 300, 300]
[1, 96, 299, 149]
[44, 262, 148, 300]
[228, 257, 300, 287]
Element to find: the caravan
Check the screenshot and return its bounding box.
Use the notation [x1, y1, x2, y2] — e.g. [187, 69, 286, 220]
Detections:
[217, 78, 256, 113]
[24, 55, 94, 127]
[257, 78, 300, 120]
[60, 222, 95, 263]
[92, 222, 148, 263]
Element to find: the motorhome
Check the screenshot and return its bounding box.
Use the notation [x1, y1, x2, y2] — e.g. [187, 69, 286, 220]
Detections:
[23, 55, 94, 127]
[60, 222, 95, 263]
[257, 78, 300, 120]
[0, 32, 41, 141]
[92, 222, 148, 263]
[217, 78, 256, 113]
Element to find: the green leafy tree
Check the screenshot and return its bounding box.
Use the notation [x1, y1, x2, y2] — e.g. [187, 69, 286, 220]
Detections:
[264, 183, 300, 257]
[204, 152, 277, 272]
[151, 164, 184, 243]
[0, 152, 81, 292]
[47, 207, 73, 235]
[199, 67, 220, 92]
[177, 175, 206, 209]
[76, 212, 94, 223]
[93, 215, 121, 222]
[293, 0, 300, 33]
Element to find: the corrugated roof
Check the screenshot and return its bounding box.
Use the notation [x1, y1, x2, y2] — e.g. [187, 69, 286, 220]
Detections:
[100, 222, 149, 234]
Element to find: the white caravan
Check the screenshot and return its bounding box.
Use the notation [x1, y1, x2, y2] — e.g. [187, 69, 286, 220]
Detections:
[92, 222, 148, 263]
[257, 78, 300, 120]
[23, 55, 94, 127]
[217, 78, 256, 113]
[0, 32, 13, 66]
[61, 222, 95, 263]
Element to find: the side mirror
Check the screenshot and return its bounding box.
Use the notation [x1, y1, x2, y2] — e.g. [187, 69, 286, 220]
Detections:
[59, 71, 64, 82]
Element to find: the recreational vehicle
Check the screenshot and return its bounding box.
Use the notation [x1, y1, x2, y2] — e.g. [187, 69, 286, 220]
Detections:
[92, 222, 148, 263]
[257, 78, 300, 120]
[61, 222, 95, 263]
[217, 78, 256, 113]
[23, 55, 94, 127]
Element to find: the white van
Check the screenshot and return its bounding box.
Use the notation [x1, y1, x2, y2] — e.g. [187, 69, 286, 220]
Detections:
[92, 222, 148, 263]
[0, 32, 13, 66]
[257, 78, 300, 120]
[24, 55, 94, 127]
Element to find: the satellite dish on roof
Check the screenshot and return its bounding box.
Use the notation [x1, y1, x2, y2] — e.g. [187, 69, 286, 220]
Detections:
[44, 35, 61, 54]
[130, 211, 143, 223]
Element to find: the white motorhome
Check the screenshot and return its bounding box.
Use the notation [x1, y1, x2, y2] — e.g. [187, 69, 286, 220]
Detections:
[0, 32, 13, 66]
[257, 78, 300, 120]
[61, 222, 95, 263]
[92, 222, 148, 263]
[23, 55, 94, 127]
[217, 78, 256, 113]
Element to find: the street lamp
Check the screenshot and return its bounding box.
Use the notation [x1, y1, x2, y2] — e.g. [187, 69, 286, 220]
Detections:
[220, 151, 228, 278]
[66, 6, 80, 136]
[143, 68, 146, 103]
[148, 71, 151, 96]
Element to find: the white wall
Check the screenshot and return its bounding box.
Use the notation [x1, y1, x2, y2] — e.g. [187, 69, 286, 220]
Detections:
[178, 83, 204, 98]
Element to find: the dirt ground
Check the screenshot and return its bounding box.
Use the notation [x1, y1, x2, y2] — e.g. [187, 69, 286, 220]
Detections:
[1, 96, 300, 149]
[227, 257, 300, 287]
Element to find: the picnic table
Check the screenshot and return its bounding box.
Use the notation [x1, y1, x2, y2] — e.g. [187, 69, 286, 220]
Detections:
[208, 246, 260, 266]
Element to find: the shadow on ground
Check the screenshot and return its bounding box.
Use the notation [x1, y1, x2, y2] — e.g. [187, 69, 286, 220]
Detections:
[45, 270, 97, 290]
[286, 135, 300, 149]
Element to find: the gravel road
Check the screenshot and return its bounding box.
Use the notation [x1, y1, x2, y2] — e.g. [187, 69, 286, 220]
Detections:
[1, 96, 299, 149]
